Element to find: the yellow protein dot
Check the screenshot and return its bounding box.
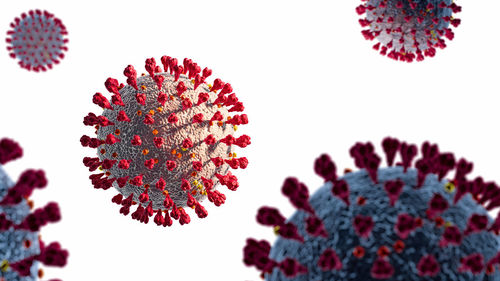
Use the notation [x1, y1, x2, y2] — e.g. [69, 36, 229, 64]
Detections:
[152, 129, 159, 135]
[273, 226, 280, 235]
[142, 149, 149, 155]
[1, 260, 10, 272]
[444, 182, 455, 193]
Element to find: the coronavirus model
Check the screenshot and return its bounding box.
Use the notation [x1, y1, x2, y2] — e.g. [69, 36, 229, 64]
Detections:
[81, 55, 251, 227]
[356, 0, 461, 62]
[6, 10, 68, 72]
[244, 137, 500, 280]
[0, 138, 68, 281]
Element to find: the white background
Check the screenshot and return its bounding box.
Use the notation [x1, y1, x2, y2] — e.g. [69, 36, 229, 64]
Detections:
[0, 0, 499, 280]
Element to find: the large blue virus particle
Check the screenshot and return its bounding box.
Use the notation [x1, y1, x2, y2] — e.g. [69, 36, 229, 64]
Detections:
[6, 10, 68, 72]
[244, 137, 500, 280]
[356, 0, 462, 62]
[0, 138, 68, 281]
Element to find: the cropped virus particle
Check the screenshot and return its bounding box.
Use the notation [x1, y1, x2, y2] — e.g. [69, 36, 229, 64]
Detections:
[81, 55, 251, 227]
[0, 138, 68, 281]
[356, 0, 462, 62]
[6, 10, 68, 72]
[244, 137, 500, 280]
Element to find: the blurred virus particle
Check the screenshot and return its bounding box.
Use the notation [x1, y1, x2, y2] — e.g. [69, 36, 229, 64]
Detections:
[6, 10, 68, 72]
[356, 0, 462, 62]
[0, 138, 68, 281]
[244, 137, 500, 280]
[81, 55, 251, 227]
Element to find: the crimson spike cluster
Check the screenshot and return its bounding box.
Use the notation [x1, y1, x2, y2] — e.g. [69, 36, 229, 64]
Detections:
[0, 138, 68, 281]
[356, 0, 462, 62]
[244, 137, 500, 280]
[5, 10, 68, 72]
[81, 55, 251, 227]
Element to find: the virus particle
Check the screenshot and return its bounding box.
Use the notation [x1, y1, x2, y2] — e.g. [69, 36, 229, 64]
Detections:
[6, 10, 68, 72]
[356, 0, 462, 62]
[0, 138, 68, 281]
[244, 137, 500, 280]
[81, 55, 251, 227]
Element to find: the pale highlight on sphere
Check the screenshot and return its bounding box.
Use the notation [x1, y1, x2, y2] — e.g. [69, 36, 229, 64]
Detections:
[356, 0, 462, 62]
[81, 55, 250, 227]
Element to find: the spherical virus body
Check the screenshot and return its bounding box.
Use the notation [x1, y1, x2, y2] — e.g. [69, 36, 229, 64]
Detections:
[0, 138, 68, 281]
[6, 10, 68, 72]
[81, 55, 251, 227]
[244, 137, 500, 280]
[356, 0, 462, 62]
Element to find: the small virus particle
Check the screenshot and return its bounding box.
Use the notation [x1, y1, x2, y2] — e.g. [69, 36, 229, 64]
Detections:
[244, 137, 500, 280]
[81, 55, 251, 227]
[356, 0, 462, 62]
[0, 138, 68, 281]
[6, 10, 68, 72]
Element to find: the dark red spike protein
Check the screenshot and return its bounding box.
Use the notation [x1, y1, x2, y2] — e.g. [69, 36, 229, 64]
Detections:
[417, 254, 440, 277]
[81, 55, 250, 227]
[281, 178, 315, 214]
[279, 258, 308, 277]
[318, 248, 342, 271]
[384, 179, 404, 206]
[331, 179, 350, 206]
[0, 137, 68, 280]
[400, 142, 417, 172]
[256, 207, 286, 227]
[6, 10, 69, 71]
[314, 154, 337, 182]
[244, 137, 500, 280]
[371, 257, 395, 279]
[382, 137, 400, 166]
[243, 238, 277, 273]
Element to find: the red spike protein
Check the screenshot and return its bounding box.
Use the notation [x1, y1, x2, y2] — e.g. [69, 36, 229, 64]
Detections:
[356, 0, 462, 62]
[0, 138, 68, 281]
[244, 137, 500, 280]
[5, 10, 68, 72]
[81, 55, 251, 227]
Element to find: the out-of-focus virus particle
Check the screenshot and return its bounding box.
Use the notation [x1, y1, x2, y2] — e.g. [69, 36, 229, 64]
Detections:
[0, 138, 68, 281]
[81, 55, 251, 227]
[6, 10, 68, 72]
[356, 0, 462, 62]
[244, 137, 500, 280]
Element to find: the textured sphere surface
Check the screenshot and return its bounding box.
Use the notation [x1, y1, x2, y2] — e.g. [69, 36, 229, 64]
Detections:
[266, 167, 500, 281]
[97, 73, 232, 209]
[0, 165, 40, 281]
[366, 0, 452, 52]
[6, 10, 68, 71]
